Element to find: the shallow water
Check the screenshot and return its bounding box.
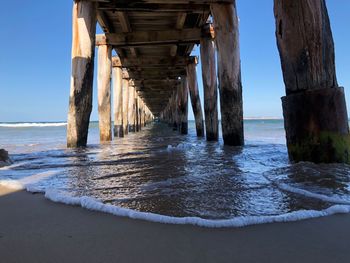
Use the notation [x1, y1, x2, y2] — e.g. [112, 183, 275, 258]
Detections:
[1, 120, 350, 221]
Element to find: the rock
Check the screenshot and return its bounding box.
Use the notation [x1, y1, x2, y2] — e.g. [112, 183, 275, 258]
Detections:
[0, 149, 12, 167]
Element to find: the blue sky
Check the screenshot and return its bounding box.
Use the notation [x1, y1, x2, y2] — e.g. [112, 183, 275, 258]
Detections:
[0, 1, 349, 122]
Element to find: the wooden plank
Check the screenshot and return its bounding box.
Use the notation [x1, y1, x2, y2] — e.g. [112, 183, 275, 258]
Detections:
[121, 56, 194, 67]
[97, 11, 113, 33]
[98, 4, 210, 13]
[67, 1, 97, 148]
[176, 13, 187, 29]
[97, 45, 112, 141]
[115, 11, 139, 58]
[116, 11, 132, 32]
[169, 12, 187, 56]
[170, 45, 178, 57]
[96, 29, 201, 47]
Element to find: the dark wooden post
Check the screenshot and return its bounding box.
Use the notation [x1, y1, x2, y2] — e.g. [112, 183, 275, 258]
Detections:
[67, 0, 97, 148]
[97, 44, 112, 141]
[112, 57, 123, 137]
[178, 77, 189, 134]
[187, 58, 204, 137]
[211, 2, 244, 146]
[201, 24, 218, 141]
[275, 0, 350, 163]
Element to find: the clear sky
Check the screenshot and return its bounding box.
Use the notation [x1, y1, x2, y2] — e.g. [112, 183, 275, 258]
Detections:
[0, 1, 349, 122]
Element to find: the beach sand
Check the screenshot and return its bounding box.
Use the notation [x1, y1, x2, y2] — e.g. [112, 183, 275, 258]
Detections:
[0, 186, 349, 263]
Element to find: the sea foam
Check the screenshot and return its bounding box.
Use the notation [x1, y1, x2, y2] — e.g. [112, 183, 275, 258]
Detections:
[2, 176, 350, 228]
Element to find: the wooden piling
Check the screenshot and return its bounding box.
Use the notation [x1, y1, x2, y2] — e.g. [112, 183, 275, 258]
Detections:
[186, 59, 204, 137]
[128, 82, 136, 132]
[122, 71, 129, 135]
[274, 0, 350, 163]
[211, 2, 244, 146]
[135, 95, 140, 132]
[112, 57, 123, 137]
[137, 97, 142, 131]
[178, 77, 188, 134]
[201, 24, 218, 141]
[67, 0, 96, 148]
[97, 44, 112, 141]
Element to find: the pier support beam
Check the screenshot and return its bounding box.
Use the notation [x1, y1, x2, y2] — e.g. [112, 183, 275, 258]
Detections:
[128, 83, 136, 132]
[112, 57, 123, 137]
[122, 72, 129, 136]
[211, 2, 244, 146]
[275, 0, 350, 163]
[67, 0, 97, 148]
[178, 77, 188, 134]
[97, 44, 112, 141]
[201, 24, 218, 141]
[187, 60, 204, 137]
[135, 95, 140, 132]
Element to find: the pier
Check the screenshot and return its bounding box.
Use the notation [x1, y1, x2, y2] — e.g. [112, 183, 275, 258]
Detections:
[67, 0, 350, 164]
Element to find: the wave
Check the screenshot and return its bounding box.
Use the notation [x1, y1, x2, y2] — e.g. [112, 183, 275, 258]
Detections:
[0, 122, 67, 128]
[2, 177, 350, 228]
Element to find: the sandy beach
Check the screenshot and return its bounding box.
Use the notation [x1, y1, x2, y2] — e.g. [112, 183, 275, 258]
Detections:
[0, 186, 349, 263]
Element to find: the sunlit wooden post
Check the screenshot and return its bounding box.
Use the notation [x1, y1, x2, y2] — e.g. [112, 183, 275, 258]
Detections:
[201, 23, 218, 141]
[112, 57, 123, 137]
[97, 44, 112, 141]
[122, 70, 129, 136]
[274, 0, 350, 163]
[67, 0, 97, 147]
[211, 2, 244, 146]
[187, 58, 204, 137]
[128, 81, 136, 132]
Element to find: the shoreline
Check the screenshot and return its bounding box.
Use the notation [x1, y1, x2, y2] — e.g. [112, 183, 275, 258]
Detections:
[1, 186, 350, 262]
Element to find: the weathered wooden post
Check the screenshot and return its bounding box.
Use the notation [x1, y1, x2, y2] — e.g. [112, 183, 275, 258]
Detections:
[178, 77, 189, 134]
[187, 58, 204, 137]
[172, 89, 178, 130]
[211, 2, 244, 146]
[135, 95, 140, 132]
[112, 57, 123, 137]
[274, 0, 350, 163]
[122, 70, 129, 135]
[128, 81, 136, 132]
[97, 44, 112, 141]
[138, 97, 142, 131]
[67, 0, 96, 148]
[201, 23, 218, 141]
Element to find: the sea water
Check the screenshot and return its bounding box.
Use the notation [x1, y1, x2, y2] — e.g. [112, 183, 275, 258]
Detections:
[1, 120, 350, 227]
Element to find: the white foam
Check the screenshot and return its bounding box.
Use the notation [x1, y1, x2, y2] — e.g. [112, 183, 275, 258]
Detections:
[0, 122, 67, 128]
[0, 170, 60, 192]
[277, 183, 350, 205]
[167, 143, 192, 152]
[2, 171, 350, 228]
[42, 189, 350, 228]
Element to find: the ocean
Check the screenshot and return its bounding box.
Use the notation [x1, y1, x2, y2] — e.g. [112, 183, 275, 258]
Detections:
[1, 120, 350, 227]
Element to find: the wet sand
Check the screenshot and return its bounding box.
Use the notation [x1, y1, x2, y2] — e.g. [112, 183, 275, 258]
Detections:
[0, 186, 350, 263]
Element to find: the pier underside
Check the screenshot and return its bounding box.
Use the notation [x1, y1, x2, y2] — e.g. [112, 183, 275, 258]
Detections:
[67, 0, 350, 164]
